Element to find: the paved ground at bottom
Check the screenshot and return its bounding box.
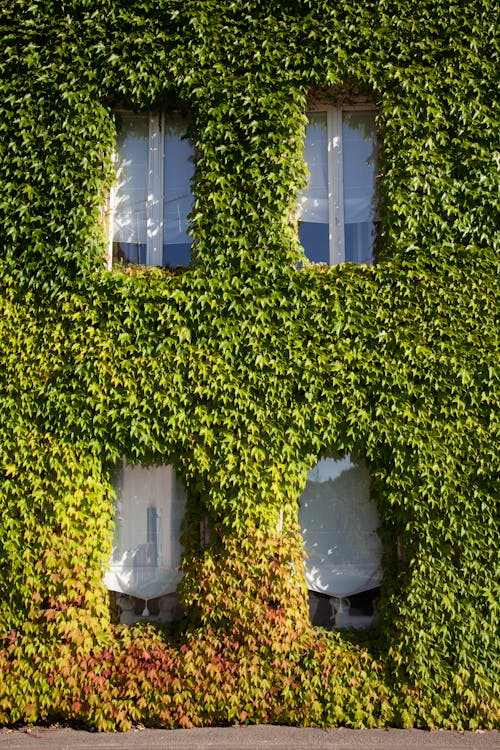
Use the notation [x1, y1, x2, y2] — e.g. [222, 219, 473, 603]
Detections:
[0, 725, 499, 750]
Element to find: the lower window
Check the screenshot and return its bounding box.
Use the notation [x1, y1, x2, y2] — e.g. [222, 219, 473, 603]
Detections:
[104, 461, 186, 622]
[299, 453, 382, 629]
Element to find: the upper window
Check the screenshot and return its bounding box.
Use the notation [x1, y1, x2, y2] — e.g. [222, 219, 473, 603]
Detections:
[110, 112, 195, 268]
[299, 106, 379, 265]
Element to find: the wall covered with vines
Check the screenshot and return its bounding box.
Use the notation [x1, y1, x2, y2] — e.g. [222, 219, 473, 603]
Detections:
[0, 0, 498, 731]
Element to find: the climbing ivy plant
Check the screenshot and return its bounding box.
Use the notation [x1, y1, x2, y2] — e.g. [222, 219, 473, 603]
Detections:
[0, 0, 498, 731]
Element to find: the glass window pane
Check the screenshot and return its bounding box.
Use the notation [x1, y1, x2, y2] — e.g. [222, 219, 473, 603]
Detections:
[299, 454, 382, 598]
[342, 111, 378, 264]
[299, 113, 330, 264]
[112, 114, 149, 265]
[104, 462, 186, 601]
[163, 117, 195, 267]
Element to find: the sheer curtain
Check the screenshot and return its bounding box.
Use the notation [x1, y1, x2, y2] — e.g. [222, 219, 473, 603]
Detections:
[163, 116, 195, 266]
[112, 114, 149, 264]
[104, 462, 186, 601]
[342, 111, 378, 265]
[298, 112, 329, 264]
[299, 454, 382, 598]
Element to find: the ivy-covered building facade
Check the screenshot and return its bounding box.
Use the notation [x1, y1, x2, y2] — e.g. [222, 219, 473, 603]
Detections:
[0, 0, 498, 731]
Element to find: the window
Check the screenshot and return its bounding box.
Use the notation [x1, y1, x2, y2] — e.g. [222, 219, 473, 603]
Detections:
[110, 112, 194, 268]
[104, 461, 187, 618]
[299, 454, 382, 629]
[299, 106, 379, 265]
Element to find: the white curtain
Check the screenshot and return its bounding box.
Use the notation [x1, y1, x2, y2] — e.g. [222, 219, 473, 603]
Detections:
[163, 116, 194, 247]
[342, 110, 377, 226]
[342, 111, 378, 264]
[104, 462, 186, 601]
[299, 112, 328, 224]
[112, 114, 149, 247]
[299, 455, 382, 598]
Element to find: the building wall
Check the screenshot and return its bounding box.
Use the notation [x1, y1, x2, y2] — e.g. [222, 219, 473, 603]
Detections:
[0, 0, 498, 731]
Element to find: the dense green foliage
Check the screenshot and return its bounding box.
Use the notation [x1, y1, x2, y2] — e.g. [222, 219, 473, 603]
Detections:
[0, 0, 498, 731]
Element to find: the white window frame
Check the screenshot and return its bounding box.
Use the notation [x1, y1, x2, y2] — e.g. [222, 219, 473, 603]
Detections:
[304, 103, 378, 266]
[147, 112, 164, 266]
